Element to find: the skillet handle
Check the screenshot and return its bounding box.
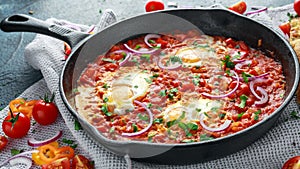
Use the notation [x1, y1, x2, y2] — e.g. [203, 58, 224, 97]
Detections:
[0, 14, 89, 48]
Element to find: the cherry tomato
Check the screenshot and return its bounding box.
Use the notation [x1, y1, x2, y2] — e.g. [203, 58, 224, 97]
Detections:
[228, 1, 247, 14]
[2, 112, 31, 138]
[32, 93, 59, 125]
[72, 154, 94, 169]
[0, 135, 8, 151]
[145, 0, 165, 12]
[279, 22, 291, 37]
[282, 156, 300, 169]
[294, 0, 300, 16]
[41, 157, 71, 169]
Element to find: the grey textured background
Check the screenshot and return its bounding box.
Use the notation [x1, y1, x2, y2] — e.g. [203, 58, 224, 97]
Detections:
[0, 0, 293, 107]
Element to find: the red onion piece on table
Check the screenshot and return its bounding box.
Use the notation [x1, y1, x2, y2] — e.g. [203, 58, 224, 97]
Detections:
[28, 130, 63, 147]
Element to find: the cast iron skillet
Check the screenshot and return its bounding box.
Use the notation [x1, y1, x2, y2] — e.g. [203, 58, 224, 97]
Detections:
[1, 7, 299, 165]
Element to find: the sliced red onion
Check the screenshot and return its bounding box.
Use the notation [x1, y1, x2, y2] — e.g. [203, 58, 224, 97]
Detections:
[109, 50, 131, 66]
[233, 59, 245, 63]
[201, 70, 239, 99]
[124, 44, 158, 54]
[235, 60, 252, 71]
[248, 73, 269, 81]
[245, 6, 268, 16]
[144, 34, 161, 48]
[121, 100, 153, 137]
[254, 87, 269, 105]
[0, 150, 38, 168]
[249, 77, 268, 99]
[157, 56, 182, 70]
[87, 25, 96, 34]
[28, 130, 63, 147]
[199, 113, 231, 132]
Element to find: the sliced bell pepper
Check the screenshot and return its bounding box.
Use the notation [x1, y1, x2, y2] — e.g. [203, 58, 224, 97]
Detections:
[9, 98, 37, 118]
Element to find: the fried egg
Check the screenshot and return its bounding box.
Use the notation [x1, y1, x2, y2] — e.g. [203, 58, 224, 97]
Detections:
[161, 97, 222, 123]
[104, 71, 151, 115]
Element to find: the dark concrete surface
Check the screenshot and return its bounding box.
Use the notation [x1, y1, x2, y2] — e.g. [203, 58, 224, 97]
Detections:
[0, 0, 294, 108]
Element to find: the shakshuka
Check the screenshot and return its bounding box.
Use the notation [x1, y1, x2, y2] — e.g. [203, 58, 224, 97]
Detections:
[75, 30, 285, 143]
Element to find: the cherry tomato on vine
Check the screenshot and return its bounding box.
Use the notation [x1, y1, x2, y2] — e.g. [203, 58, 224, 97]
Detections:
[294, 0, 300, 16]
[72, 155, 94, 169]
[2, 111, 31, 138]
[282, 156, 300, 169]
[0, 135, 8, 150]
[32, 93, 59, 125]
[228, 1, 247, 14]
[145, 0, 165, 12]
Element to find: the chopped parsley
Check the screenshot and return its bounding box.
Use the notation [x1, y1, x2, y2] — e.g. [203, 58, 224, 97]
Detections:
[103, 97, 109, 103]
[203, 112, 211, 118]
[134, 44, 141, 49]
[254, 109, 261, 121]
[102, 58, 116, 63]
[141, 54, 151, 62]
[238, 95, 248, 108]
[178, 122, 193, 137]
[237, 112, 244, 120]
[166, 56, 182, 66]
[62, 138, 78, 149]
[101, 104, 113, 117]
[200, 134, 214, 141]
[11, 149, 23, 156]
[74, 120, 83, 130]
[159, 89, 167, 97]
[144, 78, 152, 84]
[222, 55, 235, 69]
[132, 123, 138, 132]
[196, 108, 202, 112]
[102, 83, 110, 89]
[166, 111, 186, 127]
[219, 113, 226, 119]
[242, 72, 252, 83]
[153, 118, 164, 124]
[193, 75, 200, 86]
[138, 113, 149, 121]
[291, 110, 300, 119]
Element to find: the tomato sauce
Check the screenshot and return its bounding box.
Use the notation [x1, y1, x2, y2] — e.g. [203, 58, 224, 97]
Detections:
[75, 30, 285, 143]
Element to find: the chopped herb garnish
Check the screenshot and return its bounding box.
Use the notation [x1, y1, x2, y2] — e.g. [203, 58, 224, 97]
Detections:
[204, 112, 211, 118]
[134, 85, 138, 88]
[132, 123, 138, 132]
[242, 72, 252, 83]
[187, 122, 198, 130]
[196, 108, 202, 112]
[147, 103, 152, 109]
[138, 113, 149, 121]
[74, 120, 82, 130]
[210, 106, 219, 112]
[219, 113, 226, 119]
[181, 139, 194, 143]
[287, 12, 298, 21]
[159, 89, 167, 97]
[167, 93, 174, 100]
[11, 149, 23, 156]
[200, 134, 214, 141]
[167, 56, 182, 65]
[62, 138, 74, 145]
[238, 95, 248, 108]
[144, 78, 152, 84]
[254, 109, 261, 121]
[166, 111, 185, 127]
[102, 58, 116, 63]
[101, 104, 113, 117]
[153, 118, 163, 124]
[148, 39, 156, 44]
[291, 110, 300, 119]
[141, 54, 151, 62]
[135, 44, 141, 49]
[109, 127, 115, 133]
[151, 74, 159, 78]
[103, 97, 109, 103]
[102, 83, 109, 89]
[222, 55, 235, 69]
[70, 144, 78, 149]
[237, 112, 244, 120]
[170, 88, 178, 93]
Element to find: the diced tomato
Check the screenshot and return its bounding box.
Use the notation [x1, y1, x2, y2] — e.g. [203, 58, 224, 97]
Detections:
[279, 22, 291, 37]
[225, 38, 236, 48]
[104, 63, 119, 72]
[0, 136, 8, 151]
[282, 156, 300, 169]
[228, 1, 247, 14]
[72, 155, 94, 169]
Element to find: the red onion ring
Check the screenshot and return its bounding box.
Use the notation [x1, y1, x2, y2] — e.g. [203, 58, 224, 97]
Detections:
[254, 87, 269, 105]
[0, 150, 38, 168]
[28, 130, 63, 147]
[245, 6, 268, 16]
[235, 60, 252, 71]
[144, 34, 161, 48]
[109, 50, 131, 66]
[249, 77, 268, 99]
[201, 70, 239, 99]
[157, 56, 182, 70]
[124, 44, 158, 54]
[199, 113, 231, 132]
[248, 73, 269, 81]
[121, 100, 153, 137]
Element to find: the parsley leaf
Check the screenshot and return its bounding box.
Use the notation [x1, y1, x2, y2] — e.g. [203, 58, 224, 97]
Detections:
[222, 55, 235, 69]
[291, 110, 300, 119]
[238, 95, 248, 108]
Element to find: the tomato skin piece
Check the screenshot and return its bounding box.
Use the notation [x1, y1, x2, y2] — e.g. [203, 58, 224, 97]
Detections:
[72, 154, 94, 169]
[279, 22, 291, 37]
[0, 135, 8, 151]
[2, 113, 30, 138]
[282, 156, 300, 169]
[228, 1, 247, 14]
[145, 0, 165, 12]
[41, 157, 71, 169]
[294, 0, 300, 16]
[32, 99, 59, 125]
